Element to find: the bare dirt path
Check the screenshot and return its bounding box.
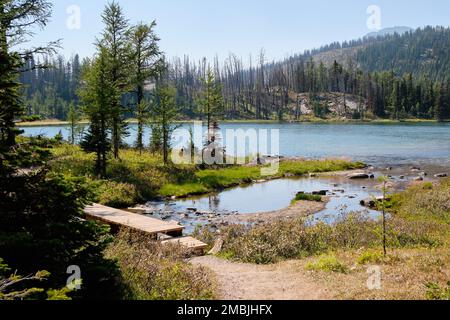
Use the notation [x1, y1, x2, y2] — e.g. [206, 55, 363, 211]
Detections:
[190, 256, 331, 300]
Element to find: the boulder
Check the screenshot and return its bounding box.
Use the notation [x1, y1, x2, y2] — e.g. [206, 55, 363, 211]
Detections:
[434, 173, 448, 178]
[348, 172, 370, 179]
[360, 199, 376, 208]
[312, 190, 328, 196]
[413, 176, 424, 181]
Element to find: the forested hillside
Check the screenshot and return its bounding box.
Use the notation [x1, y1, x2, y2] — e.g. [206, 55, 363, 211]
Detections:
[356, 26, 450, 82]
[19, 26, 450, 122]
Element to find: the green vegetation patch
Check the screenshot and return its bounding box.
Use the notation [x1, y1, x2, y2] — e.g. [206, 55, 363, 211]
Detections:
[293, 193, 323, 203]
[306, 254, 348, 273]
[51, 144, 364, 204]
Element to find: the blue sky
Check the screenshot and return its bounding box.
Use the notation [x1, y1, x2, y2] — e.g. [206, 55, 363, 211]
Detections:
[27, 0, 450, 62]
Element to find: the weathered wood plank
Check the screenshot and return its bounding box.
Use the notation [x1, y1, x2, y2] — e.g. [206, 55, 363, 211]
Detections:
[162, 236, 208, 254]
[84, 203, 184, 236]
[85, 204, 207, 254]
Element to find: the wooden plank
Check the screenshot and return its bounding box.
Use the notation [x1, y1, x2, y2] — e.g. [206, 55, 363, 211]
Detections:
[84, 204, 184, 236]
[162, 236, 208, 254]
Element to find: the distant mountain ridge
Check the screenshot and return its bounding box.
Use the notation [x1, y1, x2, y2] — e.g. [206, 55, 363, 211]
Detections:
[364, 26, 413, 39]
[309, 26, 450, 82]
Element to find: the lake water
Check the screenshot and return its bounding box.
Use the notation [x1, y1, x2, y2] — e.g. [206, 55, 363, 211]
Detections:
[20, 122, 450, 167]
[21, 122, 449, 230]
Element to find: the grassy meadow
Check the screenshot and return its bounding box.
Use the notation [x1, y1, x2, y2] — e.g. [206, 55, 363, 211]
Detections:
[50, 143, 364, 207]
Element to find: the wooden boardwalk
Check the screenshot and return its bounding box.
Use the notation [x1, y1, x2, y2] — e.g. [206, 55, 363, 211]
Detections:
[84, 204, 207, 254]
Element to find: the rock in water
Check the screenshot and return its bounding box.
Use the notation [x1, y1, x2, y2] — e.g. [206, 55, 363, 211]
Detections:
[434, 173, 448, 178]
[348, 172, 370, 179]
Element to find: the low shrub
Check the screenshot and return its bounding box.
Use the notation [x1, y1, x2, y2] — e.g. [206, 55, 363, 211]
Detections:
[97, 181, 141, 208]
[357, 250, 385, 265]
[306, 254, 348, 273]
[196, 212, 446, 265]
[105, 230, 215, 300]
[426, 282, 450, 300]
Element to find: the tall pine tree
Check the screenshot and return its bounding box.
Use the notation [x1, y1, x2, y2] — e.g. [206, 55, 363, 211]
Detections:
[98, 1, 131, 159]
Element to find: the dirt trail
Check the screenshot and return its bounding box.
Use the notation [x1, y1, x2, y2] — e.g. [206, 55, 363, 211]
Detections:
[191, 256, 330, 300]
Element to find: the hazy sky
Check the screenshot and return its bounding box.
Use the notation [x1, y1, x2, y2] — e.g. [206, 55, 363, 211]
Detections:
[27, 0, 450, 62]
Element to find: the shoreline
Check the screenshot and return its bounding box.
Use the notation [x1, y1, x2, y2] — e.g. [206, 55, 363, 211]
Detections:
[17, 118, 449, 127]
[217, 199, 329, 225]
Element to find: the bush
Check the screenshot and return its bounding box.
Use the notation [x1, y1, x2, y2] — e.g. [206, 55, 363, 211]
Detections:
[20, 115, 43, 122]
[97, 181, 141, 208]
[195, 211, 446, 265]
[105, 230, 215, 300]
[306, 255, 348, 273]
[357, 250, 384, 265]
[0, 169, 121, 300]
[426, 282, 450, 300]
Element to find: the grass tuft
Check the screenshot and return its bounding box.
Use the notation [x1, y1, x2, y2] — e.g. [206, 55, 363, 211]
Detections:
[306, 254, 348, 273]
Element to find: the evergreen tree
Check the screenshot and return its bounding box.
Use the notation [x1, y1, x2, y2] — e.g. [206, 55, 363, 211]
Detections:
[197, 68, 223, 144]
[98, 1, 131, 159]
[151, 85, 179, 164]
[79, 50, 112, 177]
[129, 21, 163, 152]
[67, 103, 81, 145]
[435, 82, 447, 122]
[0, 0, 120, 299]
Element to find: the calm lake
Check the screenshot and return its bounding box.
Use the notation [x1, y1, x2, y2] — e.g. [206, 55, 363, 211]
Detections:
[21, 122, 450, 167]
[21, 122, 449, 230]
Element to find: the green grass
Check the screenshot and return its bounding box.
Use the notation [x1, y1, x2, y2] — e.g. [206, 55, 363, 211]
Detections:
[306, 254, 348, 273]
[293, 193, 323, 203]
[356, 250, 385, 265]
[383, 180, 450, 225]
[161, 159, 364, 198]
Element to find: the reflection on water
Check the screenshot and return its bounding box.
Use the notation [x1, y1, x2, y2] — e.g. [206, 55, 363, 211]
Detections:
[147, 177, 383, 233]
